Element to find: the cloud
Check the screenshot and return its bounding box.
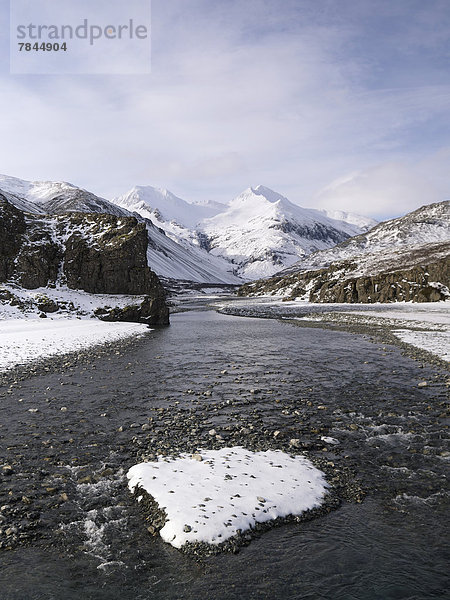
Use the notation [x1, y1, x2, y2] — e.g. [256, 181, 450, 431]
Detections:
[0, 0, 449, 214]
[311, 161, 447, 219]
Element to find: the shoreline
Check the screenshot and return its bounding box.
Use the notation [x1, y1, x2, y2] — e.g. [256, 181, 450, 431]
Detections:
[2, 300, 448, 386]
[213, 299, 449, 370]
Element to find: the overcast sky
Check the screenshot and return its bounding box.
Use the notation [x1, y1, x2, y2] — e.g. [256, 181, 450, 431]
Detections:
[1, 0, 449, 219]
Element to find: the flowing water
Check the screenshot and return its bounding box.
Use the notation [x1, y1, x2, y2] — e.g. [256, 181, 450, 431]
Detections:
[0, 308, 448, 599]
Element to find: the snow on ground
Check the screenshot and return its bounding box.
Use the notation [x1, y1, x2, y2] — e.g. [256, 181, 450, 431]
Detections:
[349, 305, 450, 326]
[0, 319, 149, 372]
[293, 304, 450, 361]
[392, 330, 450, 362]
[127, 447, 328, 549]
[0, 283, 149, 319]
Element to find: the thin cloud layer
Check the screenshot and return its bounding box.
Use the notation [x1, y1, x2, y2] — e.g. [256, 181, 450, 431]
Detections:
[0, 0, 449, 219]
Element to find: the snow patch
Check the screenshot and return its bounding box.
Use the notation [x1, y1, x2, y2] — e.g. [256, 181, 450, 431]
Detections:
[127, 447, 328, 549]
[0, 319, 149, 372]
[392, 329, 450, 361]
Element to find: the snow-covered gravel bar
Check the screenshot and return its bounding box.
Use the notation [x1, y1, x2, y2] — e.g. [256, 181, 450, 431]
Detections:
[0, 318, 149, 372]
[392, 330, 450, 362]
[127, 447, 328, 549]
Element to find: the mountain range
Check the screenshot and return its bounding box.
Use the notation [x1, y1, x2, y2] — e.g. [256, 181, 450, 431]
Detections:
[239, 201, 450, 303]
[0, 174, 376, 285]
[3, 173, 448, 303]
[113, 183, 376, 280]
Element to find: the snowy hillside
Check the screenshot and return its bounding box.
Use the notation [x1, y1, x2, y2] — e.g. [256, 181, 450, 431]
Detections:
[113, 184, 374, 280]
[200, 186, 371, 279]
[0, 175, 240, 285]
[281, 200, 450, 276]
[239, 201, 450, 304]
[0, 174, 125, 217]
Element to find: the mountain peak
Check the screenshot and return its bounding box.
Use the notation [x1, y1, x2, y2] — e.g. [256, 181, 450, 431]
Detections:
[248, 185, 287, 203]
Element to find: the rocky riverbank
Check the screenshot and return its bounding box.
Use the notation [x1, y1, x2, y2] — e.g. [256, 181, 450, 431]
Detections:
[0, 305, 448, 564]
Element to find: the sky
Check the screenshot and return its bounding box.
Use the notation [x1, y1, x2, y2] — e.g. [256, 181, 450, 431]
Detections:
[1, 0, 450, 219]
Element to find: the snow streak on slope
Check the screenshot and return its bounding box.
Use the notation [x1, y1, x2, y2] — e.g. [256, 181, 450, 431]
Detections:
[145, 221, 241, 284]
[315, 208, 377, 232]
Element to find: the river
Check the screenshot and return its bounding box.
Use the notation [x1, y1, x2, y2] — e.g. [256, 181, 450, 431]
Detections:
[0, 307, 448, 599]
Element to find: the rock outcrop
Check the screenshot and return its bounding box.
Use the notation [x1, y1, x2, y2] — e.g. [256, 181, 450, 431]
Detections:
[238, 243, 450, 304]
[0, 195, 26, 282]
[0, 196, 169, 325]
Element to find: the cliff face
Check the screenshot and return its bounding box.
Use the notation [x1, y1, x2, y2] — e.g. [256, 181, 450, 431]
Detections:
[238, 243, 450, 304]
[307, 258, 449, 303]
[0, 196, 26, 282]
[0, 195, 169, 325]
[61, 213, 154, 295]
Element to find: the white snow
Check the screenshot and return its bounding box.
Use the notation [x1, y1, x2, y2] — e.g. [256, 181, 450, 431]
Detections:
[315, 208, 377, 232]
[282, 201, 450, 278]
[201, 185, 367, 279]
[112, 184, 372, 281]
[144, 223, 242, 284]
[0, 318, 149, 372]
[350, 306, 450, 326]
[0, 283, 151, 319]
[392, 329, 450, 361]
[114, 185, 225, 229]
[127, 447, 328, 549]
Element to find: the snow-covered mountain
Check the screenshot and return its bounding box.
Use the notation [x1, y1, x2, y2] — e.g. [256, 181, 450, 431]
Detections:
[315, 208, 377, 232]
[115, 185, 225, 229]
[0, 174, 379, 285]
[281, 200, 450, 276]
[113, 184, 375, 280]
[0, 174, 125, 217]
[239, 201, 450, 303]
[200, 185, 370, 279]
[0, 175, 240, 285]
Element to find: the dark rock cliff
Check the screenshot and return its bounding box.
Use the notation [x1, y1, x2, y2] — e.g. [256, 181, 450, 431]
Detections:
[0, 195, 26, 282]
[0, 195, 169, 325]
[238, 245, 450, 304]
[306, 259, 449, 303]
